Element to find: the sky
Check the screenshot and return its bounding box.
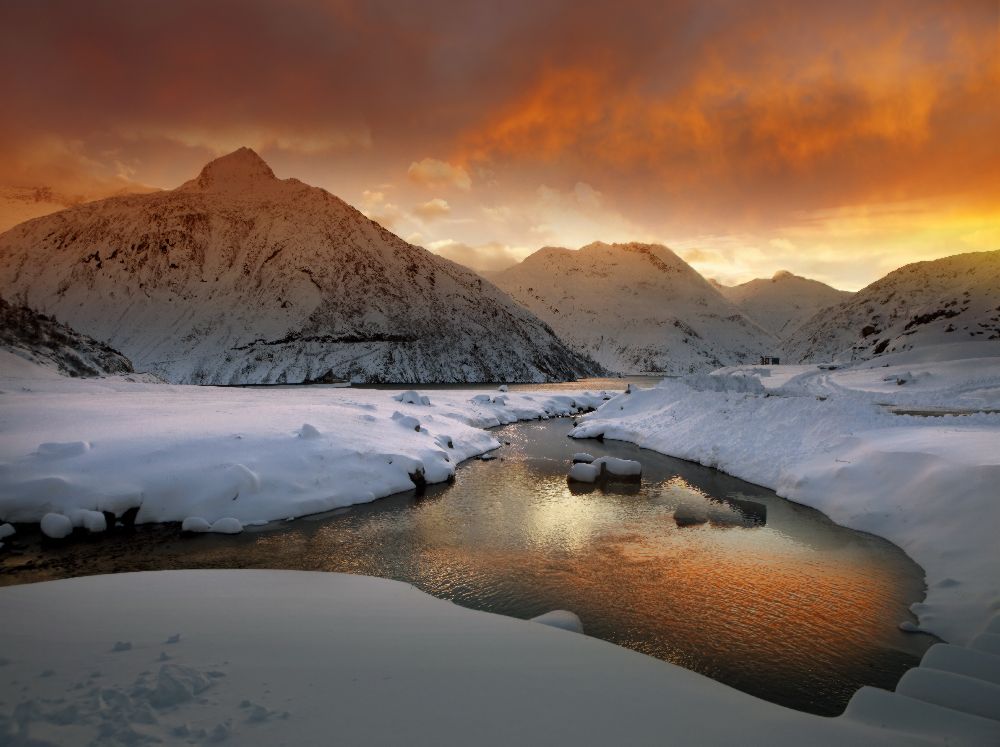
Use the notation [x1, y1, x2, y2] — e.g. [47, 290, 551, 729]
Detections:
[0, 0, 997, 290]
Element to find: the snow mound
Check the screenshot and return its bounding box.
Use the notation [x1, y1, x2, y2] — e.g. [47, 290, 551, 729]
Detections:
[181, 517, 212, 533]
[40, 513, 73, 539]
[572, 452, 595, 463]
[0, 523, 14, 540]
[568, 463, 600, 483]
[393, 390, 431, 406]
[298, 423, 322, 439]
[210, 517, 243, 534]
[530, 610, 584, 634]
[391, 411, 422, 431]
[593, 456, 642, 478]
[68, 509, 107, 532]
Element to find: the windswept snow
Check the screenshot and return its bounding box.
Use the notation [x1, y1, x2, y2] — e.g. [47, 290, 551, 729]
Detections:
[3, 570, 996, 746]
[0, 360, 609, 528]
[571, 356, 1000, 645]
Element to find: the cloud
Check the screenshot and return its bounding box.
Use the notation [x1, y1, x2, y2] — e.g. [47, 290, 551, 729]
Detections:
[407, 158, 471, 191]
[413, 198, 451, 220]
[427, 240, 529, 274]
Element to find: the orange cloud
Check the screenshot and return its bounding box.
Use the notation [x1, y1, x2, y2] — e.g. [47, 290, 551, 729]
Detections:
[413, 198, 451, 220]
[407, 159, 471, 191]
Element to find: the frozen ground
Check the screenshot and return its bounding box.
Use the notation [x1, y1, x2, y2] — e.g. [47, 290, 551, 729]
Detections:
[2, 570, 998, 746]
[0, 351, 609, 529]
[572, 351, 1000, 646]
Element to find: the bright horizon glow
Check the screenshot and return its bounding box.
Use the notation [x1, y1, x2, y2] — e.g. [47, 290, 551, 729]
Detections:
[0, 0, 997, 291]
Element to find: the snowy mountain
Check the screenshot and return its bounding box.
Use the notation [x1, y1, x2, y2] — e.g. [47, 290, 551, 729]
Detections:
[784, 250, 1000, 363]
[0, 148, 600, 384]
[0, 298, 133, 377]
[715, 271, 852, 338]
[492, 242, 776, 374]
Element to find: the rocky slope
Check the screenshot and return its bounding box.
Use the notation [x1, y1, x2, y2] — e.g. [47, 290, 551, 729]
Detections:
[784, 250, 1000, 363]
[715, 271, 852, 338]
[0, 148, 600, 384]
[493, 242, 776, 374]
[0, 298, 133, 377]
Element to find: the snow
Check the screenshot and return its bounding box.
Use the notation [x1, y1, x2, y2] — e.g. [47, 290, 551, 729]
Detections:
[571, 356, 1000, 645]
[530, 610, 584, 634]
[210, 517, 244, 535]
[39, 512, 73, 539]
[0, 148, 599, 385]
[716, 271, 852, 338]
[592, 456, 642, 478]
[3, 569, 994, 746]
[785, 249, 1000, 364]
[567, 462, 600, 483]
[181, 517, 212, 533]
[68, 509, 107, 533]
[394, 390, 431, 405]
[493, 242, 775, 374]
[0, 523, 14, 539]
[0, 363, 609, 528]
[571, 452, 595, 463]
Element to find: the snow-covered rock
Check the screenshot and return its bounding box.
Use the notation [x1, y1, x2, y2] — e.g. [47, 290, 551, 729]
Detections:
[593, 456, 642, 479]
[0, 148, 600, 385]
[785, 250, 1000, 364]
[40, 513, 73, 539]
[209, 517, 243, 534]
[181, 517, 212, 533]
[0, 523, 15, 540]
[492, 242, 775, 375]
[571, 452, 595, 463]
[68, 509, 107, 533]
[715, 270, 852, 338]
[393, 390, 431, 405]
[530, 610, 584, 634]
[567, 463, 600, 483]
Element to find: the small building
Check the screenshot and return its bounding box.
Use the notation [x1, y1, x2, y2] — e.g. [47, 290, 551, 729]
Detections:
[760, 355, 781, 365]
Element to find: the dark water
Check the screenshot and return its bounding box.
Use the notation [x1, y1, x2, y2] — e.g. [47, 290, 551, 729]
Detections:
[0, 418, 933, 716]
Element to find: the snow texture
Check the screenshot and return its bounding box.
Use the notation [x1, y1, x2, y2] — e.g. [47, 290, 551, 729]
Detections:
[715, 270, 853, 338]
[493, 242, 776, 375]
[571, 355, 1000, 645]
[0, 360, 610, 528]
[567, 463, 600, 483]
[785, 249, 1000, 364]
[3, 570, 995, 746]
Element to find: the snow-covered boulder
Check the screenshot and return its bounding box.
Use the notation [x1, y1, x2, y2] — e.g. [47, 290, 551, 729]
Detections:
[210, 517, 243, 535]
[572, 452, 595, 463]
[498, 384, 508, 392]
[298, 423, 322, 439]
[568, 463, 600, 483]
[593, 456, 642, 479]
[391, 411, 422, 432]
[181, 517, 212, 533]
[68, 509, 107, 533]
[530, 610, 584, 634]
[40, 513, 73, 539]
[393, 390, 431, 406]
[0, 523, 14, 540]
[470, 394, 492, 404]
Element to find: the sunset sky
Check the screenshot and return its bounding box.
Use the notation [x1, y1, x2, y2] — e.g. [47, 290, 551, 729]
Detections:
[1, 0, 997, 290]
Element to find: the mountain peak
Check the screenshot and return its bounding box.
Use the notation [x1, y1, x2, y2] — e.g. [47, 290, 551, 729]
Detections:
[182, 147, 277, 192]
[772, 270, 795, 281]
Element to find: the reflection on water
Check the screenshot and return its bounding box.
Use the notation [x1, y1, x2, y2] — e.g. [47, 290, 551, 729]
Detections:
[0, 418, 932, 716]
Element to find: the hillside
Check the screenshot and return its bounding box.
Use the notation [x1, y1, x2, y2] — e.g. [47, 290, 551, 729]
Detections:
[0, 148, 600, 384]
[716, 271, 852, 338]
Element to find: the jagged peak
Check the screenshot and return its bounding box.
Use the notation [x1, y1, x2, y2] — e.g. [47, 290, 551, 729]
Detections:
[179, 147, 277, 192]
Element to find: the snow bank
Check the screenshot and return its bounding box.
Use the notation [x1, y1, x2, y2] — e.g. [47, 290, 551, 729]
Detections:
[572, 359, 1000, 645]
[3, 569, 989, 746]
[0, 370, 608, 530]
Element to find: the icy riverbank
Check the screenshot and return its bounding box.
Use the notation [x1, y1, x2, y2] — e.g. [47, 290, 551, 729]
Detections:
[0, 352, 609, 529]
[571, 354, 1000, 646]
